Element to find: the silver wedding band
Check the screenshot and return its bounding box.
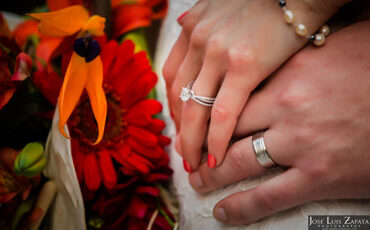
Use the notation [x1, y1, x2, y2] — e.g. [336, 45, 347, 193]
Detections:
[180, 81, 216, 107]
[252, 132, 277, 168]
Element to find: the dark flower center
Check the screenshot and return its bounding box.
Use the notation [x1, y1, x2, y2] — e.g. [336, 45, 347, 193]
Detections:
[69, 86, 127, 147]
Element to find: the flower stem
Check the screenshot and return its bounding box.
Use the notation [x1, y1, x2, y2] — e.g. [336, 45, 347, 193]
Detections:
[156, 198, 175, 228]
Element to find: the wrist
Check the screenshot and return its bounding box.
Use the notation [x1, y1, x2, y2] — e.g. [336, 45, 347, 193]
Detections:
[287, 0, 353, 33]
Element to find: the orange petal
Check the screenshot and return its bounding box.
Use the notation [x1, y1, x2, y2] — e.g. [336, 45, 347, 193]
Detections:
[12, 19, 40, 48]
[85, 56, 107, 144]
[82, 15, 106, 36]
[113, 5, 151, 37]
[58, 52, 88, 138]
[28, 5, 89, 37]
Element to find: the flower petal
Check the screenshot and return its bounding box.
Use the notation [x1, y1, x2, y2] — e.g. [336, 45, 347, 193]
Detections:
[159, 135, 171, 146]
[0, 13, 11, 37]
[71, 139, 84, 184]
[58, 52, 88, 138]
[29, 5, 89, 37]
[82, 15, 106, 36]
[35, 37, 63, 67]
[113, 5, 151, 37]
[84, 153, 101, 191]
[127, 126, 158, 147]
[12, 19, 40, 47]
[148, 118, 165, 133]
[101, 40, 119, 79]
[33, 68, 63, 106]
[12, 52, 33, 81]
[126, 99, 162, 126]
[85, 55, 107, 144]
[119, 71, 157, 107]
[128, 196, 148, 219]
[99, 150, 117, 189]
[0, 88, 16, 110]
[128, 138, 165, 160]
[137, 186, 160, 196]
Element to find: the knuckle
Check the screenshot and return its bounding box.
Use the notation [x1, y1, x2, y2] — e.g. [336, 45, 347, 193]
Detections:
[253, 188, 277, 213]
[162, 61, 175, 83]
[306, 155, 331, 179]
[278, 88, 310, 109]
[189, 24, 209, 48]
[227, 47, 255, 71]
[293, 127, 316, 145]
[211, 104, 230, 122]
[205, 35, 225, 57]
[181, 15, 198, 36]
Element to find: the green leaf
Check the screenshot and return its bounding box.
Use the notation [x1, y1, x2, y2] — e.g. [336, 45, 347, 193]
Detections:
[11, 197, 36, 230]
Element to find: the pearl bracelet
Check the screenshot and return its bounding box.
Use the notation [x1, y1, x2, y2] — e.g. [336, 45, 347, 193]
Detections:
[278, 0, 330, 46]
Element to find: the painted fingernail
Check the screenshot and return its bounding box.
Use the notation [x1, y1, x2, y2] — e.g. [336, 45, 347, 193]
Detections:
[177, 11, 188, 23]
[207, 154, 217, 168]
[183, 159, 193, 173]
[214, 208, 228, 222]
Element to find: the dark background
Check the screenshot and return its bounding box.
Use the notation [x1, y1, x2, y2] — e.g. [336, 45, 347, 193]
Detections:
[1, 0, 46, 15]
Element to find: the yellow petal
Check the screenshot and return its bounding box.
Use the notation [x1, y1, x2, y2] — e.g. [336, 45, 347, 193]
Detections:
[28, 5, 89, 37]
[82, 15, 106, 36]
[58, 52, 88, 138]
[85, 56, 107, 144]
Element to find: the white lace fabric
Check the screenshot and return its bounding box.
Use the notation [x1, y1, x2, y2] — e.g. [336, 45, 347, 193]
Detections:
[153, 0, 370, 229]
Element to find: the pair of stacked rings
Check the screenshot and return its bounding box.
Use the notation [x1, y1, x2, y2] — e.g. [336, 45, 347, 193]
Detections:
[180, 81, 215, 107]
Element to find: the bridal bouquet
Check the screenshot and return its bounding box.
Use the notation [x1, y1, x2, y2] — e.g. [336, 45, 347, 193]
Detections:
[0, 0, 177, 229]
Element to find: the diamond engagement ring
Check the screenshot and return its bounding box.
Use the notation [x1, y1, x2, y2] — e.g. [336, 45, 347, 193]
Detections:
[252, 132, 277, 168]
[180, 81, 216, 107]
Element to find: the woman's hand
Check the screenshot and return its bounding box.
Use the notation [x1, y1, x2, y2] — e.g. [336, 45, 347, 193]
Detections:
[187, 21, 370, 224]
[163, 0, 351, 170]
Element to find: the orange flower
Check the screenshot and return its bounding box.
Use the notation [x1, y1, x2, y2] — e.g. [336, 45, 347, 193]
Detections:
[112, 0, 168, 37]
[45, 0, 168, 37]
[29, 5, 107, 144]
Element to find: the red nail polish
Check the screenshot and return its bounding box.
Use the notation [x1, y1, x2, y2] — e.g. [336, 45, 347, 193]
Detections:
[177, 11, 188, 23]
[183, 159, 193, 173]
[208, 154, 217, 168]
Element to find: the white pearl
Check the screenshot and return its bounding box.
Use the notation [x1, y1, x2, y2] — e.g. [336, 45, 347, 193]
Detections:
[295, 24, 308, 37]
[313, 33, 326, 46]
[319, 25, 330, 37]
[283, 10, 295, 24]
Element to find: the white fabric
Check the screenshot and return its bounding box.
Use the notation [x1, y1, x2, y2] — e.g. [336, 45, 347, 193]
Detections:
[153, 1, 370, 229]
[44, 109, 86, 230]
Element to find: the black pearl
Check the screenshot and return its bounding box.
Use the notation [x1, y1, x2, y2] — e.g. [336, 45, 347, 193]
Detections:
[309, 34, 315, 42]
[279, 0, 286, 7]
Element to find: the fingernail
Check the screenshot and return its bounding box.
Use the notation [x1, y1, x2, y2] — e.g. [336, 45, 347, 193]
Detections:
[214, 208, 228, 222]
[190, 171, 203, 189]
[183, 159, 193, 173]
[177, 11, 188, 23]
[207, 154, 217, 168]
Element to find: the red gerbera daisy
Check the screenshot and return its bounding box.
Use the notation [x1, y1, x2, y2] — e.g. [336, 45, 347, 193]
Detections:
[92, 167, 174, 230]
[68, 39, 171, 191]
